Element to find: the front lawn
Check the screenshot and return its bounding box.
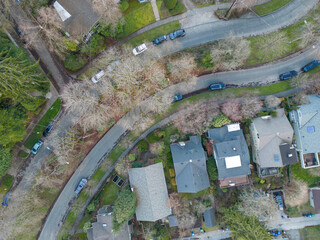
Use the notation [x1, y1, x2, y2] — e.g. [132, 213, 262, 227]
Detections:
[254, 0, 292, 16]
[157, 0, 187, 19]
[101, 181, 120, 205]
[117, 0, 156, 39]
[24, 98, 61, 149]
[126, 21, 181, 46]
[0, 174, 13, 195]
[286, 202, 315, 217]
[291, 163, 320, 187]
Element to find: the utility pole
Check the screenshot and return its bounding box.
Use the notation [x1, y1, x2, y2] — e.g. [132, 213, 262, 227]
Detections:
[225, 0, 239, 19]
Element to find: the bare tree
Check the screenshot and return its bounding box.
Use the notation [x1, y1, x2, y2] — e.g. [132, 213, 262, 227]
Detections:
[168, 54, 196, 83]
[264, 95, 281, 109]
[292, 92, 310, 105]
[211, 32, 250, 70]
[290, 74, 310, 89]
[221, 100, 242, 121]
[238, 188, 278, 220]
[241, 98, 262, 119]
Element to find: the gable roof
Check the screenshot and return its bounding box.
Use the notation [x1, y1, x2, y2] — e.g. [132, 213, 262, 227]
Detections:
[129, 163, 171, 222]
[251, 109, 295, 168]
[203, 207, 216, 227]
[290, 95, 320, 154]
[208, 124, 251, 179]
[54, 0, 99, 36]
[170, 136, 210, 193]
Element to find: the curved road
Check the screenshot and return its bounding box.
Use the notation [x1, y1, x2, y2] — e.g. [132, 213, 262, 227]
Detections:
[39, 1, 319, 239]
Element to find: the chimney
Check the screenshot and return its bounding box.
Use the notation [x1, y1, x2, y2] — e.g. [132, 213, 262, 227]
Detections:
[179, 142, 185, 147]
[288, 153, 293, 158]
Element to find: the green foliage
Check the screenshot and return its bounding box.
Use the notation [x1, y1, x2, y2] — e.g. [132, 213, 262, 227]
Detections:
[86, 203, 96, 212]
[19, 151, 29, 158]
[83, 221, 92, 233]
[0, 174, 13, 194]
[113, 187, 136, 232]
[207, 157, 218, 183]
[137, 140, 148, 152]
[63, 38, 78, 52]
[200, 51, 215, 69]
[0, 147, 13, 178]
[132, 161, 143, 168]
[164, 0, 177, 10]
[152, 222, 171, 240]
[291, 163, 320, 187]
[120, 0, 129, 12]
[222, 207, 271, 240]
[211, 114, 231, 128]
[166, 151, 174, 168]
[0, 106, 26, 146]
[81, 34, 106, 57]
[64, 54, 85, 71]
[155, 158, 166, 167]
[147, 130, 165, 144]
[20, 96, 46, 112]
[0, 32, 50, 107]
[168, 1, 186, 15]
[24, 98, 61, 149]
[101, 182, 120, 205]
[128, 153, 137, 162]
[254, 0, 292, 16]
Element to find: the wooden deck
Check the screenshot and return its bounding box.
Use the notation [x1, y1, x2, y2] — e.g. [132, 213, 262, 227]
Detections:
[219, 175, 249, 188]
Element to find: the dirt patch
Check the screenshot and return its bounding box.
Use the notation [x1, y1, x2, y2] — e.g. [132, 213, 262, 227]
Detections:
[308, 168, 320, 177]
[149, 142, 165, 156]
[284, 179, 309, 207]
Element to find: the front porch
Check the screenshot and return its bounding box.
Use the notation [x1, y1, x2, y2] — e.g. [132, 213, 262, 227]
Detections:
[302, 153, 320, 168]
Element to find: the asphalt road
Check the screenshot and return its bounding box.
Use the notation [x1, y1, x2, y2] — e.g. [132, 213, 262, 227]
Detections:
[38, 0, 320, 239]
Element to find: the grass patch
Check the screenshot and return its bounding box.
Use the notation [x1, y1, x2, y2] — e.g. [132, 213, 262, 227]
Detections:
[291, 163, 320, 187]
[74, 232, 88, 240]
[101, 181, 120, 205]
[181, 188, 210, 200]
[286, 202, 315, 217]
[0, 174, 13, 194]
[254, 0, 292, 16]
[106, 145, 126, 164]
[126, 21, 180, 47]
[300, 225, 320, 240]
[117, 1, 155, 39]
[19, 150, 29, 158]
[24, 98, 61, 149]
[157, 0, 187, 18]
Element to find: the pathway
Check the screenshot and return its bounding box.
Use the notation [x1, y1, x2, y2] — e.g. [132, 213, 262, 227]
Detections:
[150, 0, 160, 21]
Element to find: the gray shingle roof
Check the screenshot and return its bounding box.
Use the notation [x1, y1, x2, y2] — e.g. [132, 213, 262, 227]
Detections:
[170, 136, 210, 193]
[251, 109, 295, 168]
[208, 125, 251, 179]
[203, 207, 216, 227]
[290, 95, 320, 154]
[129, 163, 171, 222]
[280, 143, 298, 166]
[168, 215, 179, 227]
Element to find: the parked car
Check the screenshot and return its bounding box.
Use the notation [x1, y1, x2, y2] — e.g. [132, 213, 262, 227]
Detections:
[75, 178, 88, 194]
[301, 60, 319, 72]
[43, 123, 53, 137]
[209, 83, 226, 90]
[303, 213, 315, 217]
[279, 70, 298, 80]
[31, 140, 43, 154]
[153, 35, 167, 45]
[173, 94, 183, 102]
[275, 195, 284, 211]
[91, 70, 105, 83]
[169, 29, 186, 40]
[132, 43, 147, 55]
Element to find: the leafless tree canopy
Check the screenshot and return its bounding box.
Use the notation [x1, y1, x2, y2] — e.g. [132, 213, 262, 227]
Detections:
[264, 95, 281, 109]
[241, 98, 262, 119]
[168, 54, 196, 83]
[238, 188, 278, 220]
[221, 99, 242, 122]
[211, 33, 250, 70]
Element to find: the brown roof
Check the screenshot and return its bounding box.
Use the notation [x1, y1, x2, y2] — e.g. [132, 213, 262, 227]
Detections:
[312, 189, 320, 212]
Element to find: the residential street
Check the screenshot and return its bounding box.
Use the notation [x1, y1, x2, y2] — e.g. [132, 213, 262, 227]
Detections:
[2, 0, 319, 239]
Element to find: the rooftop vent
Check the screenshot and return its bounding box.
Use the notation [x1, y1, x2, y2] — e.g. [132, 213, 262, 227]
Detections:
[232, 147, 237, 151]
[288, 153, 293, 158]
[189, 159, 193, 163]
[179, 142, 185, 147]
[261, 116, 271, 120]
[229, 182, 235, 187]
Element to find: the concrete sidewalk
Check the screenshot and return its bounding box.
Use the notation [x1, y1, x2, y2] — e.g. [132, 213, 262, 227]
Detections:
[150, 0, 160, 21]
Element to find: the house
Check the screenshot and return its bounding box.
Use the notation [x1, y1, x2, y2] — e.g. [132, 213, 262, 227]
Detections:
[128, 163, 171, 222]
[289, 95, 320, 168]
[170, 135, 210, 193]
[53, 0, 99, 36]
[310, 187, 320, 213]
[250, 108, 298, 177]
[208, 123, 251, 188]
[87, 205, 130, 240]
[203, 207, 216, 227]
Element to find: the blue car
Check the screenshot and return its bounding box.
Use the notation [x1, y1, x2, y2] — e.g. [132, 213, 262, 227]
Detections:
[301, 60, 319, 72]
[31, 140, 43, 154]
[169, 29, 186, 40]
[209, 83, 226, 90]
[279, 70, 298, 80]
[43, 123, 53, 137]
[152, 35, 167, 45]
[173, 94, 183, 102]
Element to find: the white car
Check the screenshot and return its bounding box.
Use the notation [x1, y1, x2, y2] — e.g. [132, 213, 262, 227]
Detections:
[132, 44, 147, 55]
[91, 70, 105, 83]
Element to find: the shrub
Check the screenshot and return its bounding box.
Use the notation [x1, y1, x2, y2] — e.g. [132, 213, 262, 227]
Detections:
[137, 140, 148, 152]
[164, 0, 177, 9]
[64, 54, 85, 71]
[83, 221, 92, 233]
[201, 51, 215, 69]
[155, 158, 165, 167]
[128, 153, 137, 162]
[132, 161, 143, 168]
[171, 178, 177, 186]
[207, 157, 218, 183]
[63, 38, 78, 52]
[147, 130, 165, 143]
[80, 34, 106, 57]
[169, 168, 175, 177]
[166, 151, 174, 168]
[211, 114, 231, 128]
[86, 203, 95, 212]
[120, 0, 129, 12]
[169, 1, 185, 15]
[20, 96, 46, 112]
